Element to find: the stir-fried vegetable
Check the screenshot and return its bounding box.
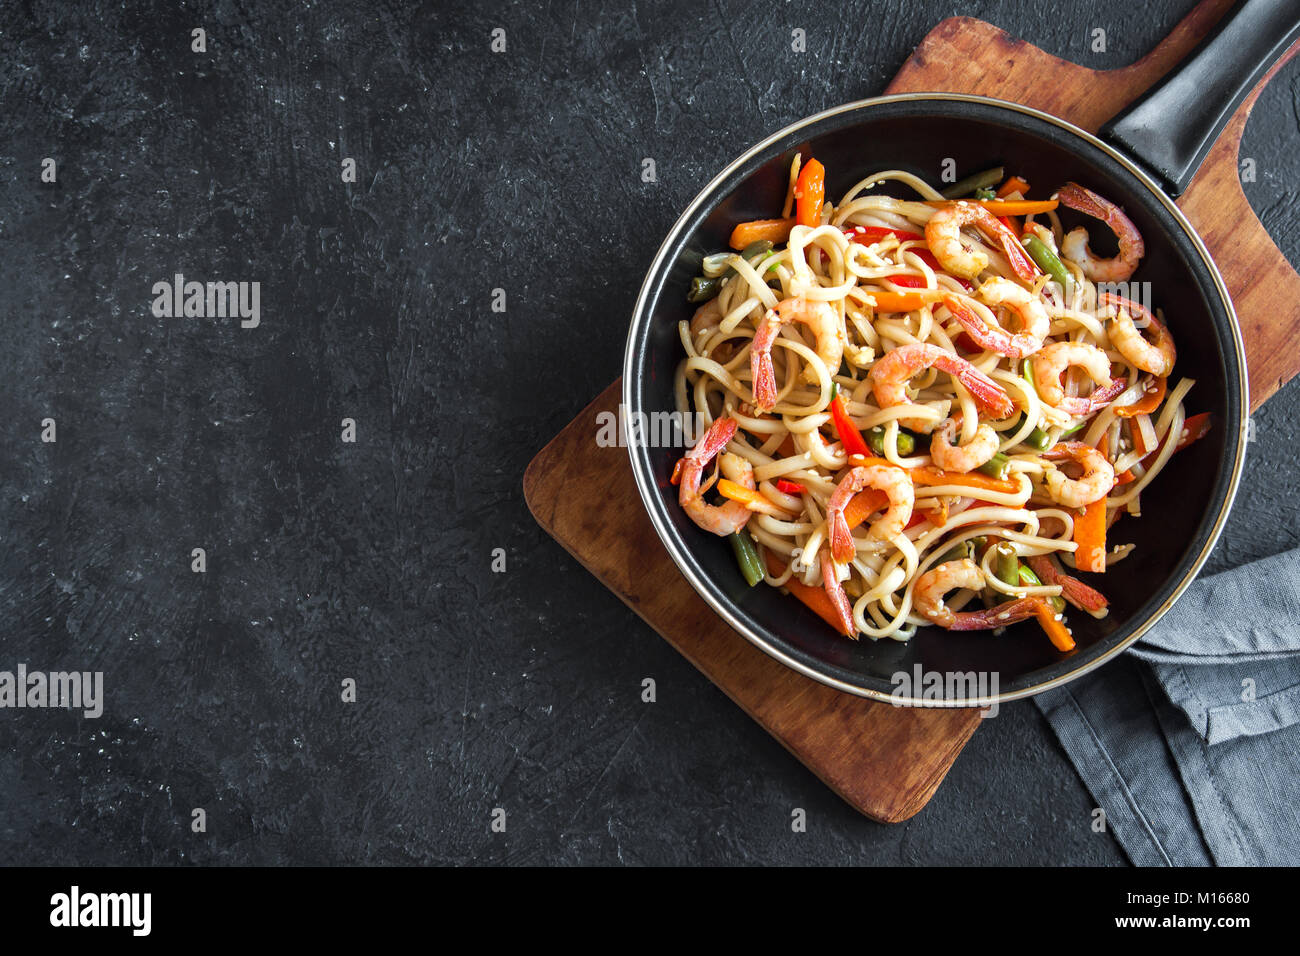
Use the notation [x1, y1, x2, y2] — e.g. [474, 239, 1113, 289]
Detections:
[828, 383, 871, 458]
[867, 424, 916, 457]
[686, 276, 722, 303]
[794, 158, 826, 228]
[728, 217, 795, 251]
[1074, 497, 1108, 573]
[1113, 376, 1167, 418]
[993, 542, 1020, 586]
[730, 532, 764, 587]
[1022, 234, 1074, 298]
[922, 199, 1059, 215]
[763, 551, 852, 636]
[1033, 600, 1076, 652]
[977, 452, 1011, 480]
[940, 165, 1006, 199]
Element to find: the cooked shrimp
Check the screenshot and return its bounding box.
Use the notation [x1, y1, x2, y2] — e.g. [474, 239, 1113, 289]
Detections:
[1042, 440, 1115, 508]
[870, 342, 1016, 430]
[1099, 292, 1176, 377]
[942, 285, 1044, 360]
[677, 417, 754, 536]
[750, 296, 846, 411]
[820, 551, 858, 637]
[979, 277, 1050, 340]
[826, 464, 915, 561]
[929, 416, 1000, 473]
[914, 559, 1040, 630]
[1032, 341, 1126, 416]
[1026, 554, 1109, 612]
[1057, 182, 1145, 283]
[925, 201, 1040, 283]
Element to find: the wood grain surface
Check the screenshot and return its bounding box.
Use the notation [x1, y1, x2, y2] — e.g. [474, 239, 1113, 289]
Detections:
[525, 0, 1296, 822]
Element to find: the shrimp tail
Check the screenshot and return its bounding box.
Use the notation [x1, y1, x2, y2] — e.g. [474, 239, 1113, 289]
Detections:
[949, 598, 1040, 631]
[1026, 555, 1109, 613]
[688, 416, 737, 462]
[820, 552, 858, 638]
[935, 353, 1016, 419]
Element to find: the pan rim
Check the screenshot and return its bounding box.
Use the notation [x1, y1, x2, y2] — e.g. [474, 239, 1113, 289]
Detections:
[622, 91, 1249, 707]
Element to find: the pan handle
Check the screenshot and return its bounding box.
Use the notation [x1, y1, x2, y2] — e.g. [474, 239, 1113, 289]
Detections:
[1101, 0, 1300, 197]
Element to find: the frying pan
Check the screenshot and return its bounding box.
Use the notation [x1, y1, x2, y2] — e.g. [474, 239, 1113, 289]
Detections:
[623, 1, 1299, 704]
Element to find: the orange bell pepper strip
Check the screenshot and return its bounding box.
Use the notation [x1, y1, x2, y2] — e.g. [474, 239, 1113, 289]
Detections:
[869, 290, 947, 312]
[996, 176, 1031, 198]
[994, 177, 1032, 234]
[1032, 599, 1076, 652]
[923, 199, 1058, 215]
[1074, 497, 1108, 573]
[845, 455, 1020, 496]
[1113, 376, 1167, 418]
[763, 551, 852, 637]
[794, 158, 826, 228]
[728, 217, 796, 251]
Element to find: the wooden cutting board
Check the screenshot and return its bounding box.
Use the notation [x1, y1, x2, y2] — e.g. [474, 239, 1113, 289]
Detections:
[524, 0, 1300, 823]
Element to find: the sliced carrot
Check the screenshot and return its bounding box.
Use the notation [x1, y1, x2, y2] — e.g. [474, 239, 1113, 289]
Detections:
[996, 176, 1031, 199]
[869, 290, 946, 313]
[1032, 599, 1076, 652]
[794, 158, 825, 228]
[844, 455, 1020, 496]
[923, 199, 1058, 215]
[728, 217, 796, 251]
[909, 466, 1020, 495]
[843, 489, 889, 530]
[1074, 497, 1107, 573]
[1113, 376, 1167, 418]
[763, 551, 852, 637]
[717, 478, 764, 508]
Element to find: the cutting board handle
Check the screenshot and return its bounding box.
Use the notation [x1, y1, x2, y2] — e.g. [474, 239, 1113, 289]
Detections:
[1102, 0, 1300, 195]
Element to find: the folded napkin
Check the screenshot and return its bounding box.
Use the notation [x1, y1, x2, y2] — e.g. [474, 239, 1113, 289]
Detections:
[1035, 547, 1300, 866]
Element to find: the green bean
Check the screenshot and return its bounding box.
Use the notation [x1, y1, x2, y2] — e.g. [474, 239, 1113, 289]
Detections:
[1017, 564, 1043, 587]
[730, 533, 764, 588]
[868, 425, 915, 457]
[1022, 234, 1074, 298]
[973, 186, 997, 200]
[1017, 564, 1066, 612]
[1012, 414, 1052, 451]
[940, 165, 1005, 199]
[936, 540, 974, 566]
[739, 239, 774, 261]
[687, 275, 722, 303]
[992, 543, 1020, 587]
[977, 452, 1010, 480]
[1061, 419, 1087, 437]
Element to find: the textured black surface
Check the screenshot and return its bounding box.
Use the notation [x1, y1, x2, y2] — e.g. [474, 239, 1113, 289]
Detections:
[0, 0, 1296, 865]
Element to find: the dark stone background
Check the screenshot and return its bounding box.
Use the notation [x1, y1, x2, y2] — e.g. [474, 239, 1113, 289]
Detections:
[0, 0, 1295, 865]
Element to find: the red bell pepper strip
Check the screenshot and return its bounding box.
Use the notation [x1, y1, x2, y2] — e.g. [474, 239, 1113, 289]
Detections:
[828, 384, 871, 458]
[775, 479, 806, 495]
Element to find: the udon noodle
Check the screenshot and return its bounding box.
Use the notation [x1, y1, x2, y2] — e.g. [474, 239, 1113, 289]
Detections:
[671, 157, 1208, 650]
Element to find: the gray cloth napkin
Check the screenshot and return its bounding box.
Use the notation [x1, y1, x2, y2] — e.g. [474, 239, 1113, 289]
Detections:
[1035, 547, 1300, 866]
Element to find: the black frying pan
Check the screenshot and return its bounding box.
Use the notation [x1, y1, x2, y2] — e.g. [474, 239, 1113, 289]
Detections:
[623, 1, 1299, 704]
